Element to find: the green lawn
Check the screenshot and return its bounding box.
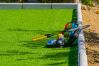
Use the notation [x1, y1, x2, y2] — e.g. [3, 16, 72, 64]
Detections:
[0, 9, 77, 66]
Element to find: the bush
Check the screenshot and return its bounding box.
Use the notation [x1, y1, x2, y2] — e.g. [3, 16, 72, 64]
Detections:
[82, 0, 94, 6]
[0, 0, 19, 3]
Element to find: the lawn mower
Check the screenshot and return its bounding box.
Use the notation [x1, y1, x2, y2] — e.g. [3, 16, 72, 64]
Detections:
[32, 22, 90, 48]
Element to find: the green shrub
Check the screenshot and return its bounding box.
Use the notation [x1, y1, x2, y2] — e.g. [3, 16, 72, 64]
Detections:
[82, 0, 94, 6]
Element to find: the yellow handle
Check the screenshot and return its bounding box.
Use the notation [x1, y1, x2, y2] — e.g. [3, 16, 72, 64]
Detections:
[33, 35, 45, 39]
[33, 35, 47, 41]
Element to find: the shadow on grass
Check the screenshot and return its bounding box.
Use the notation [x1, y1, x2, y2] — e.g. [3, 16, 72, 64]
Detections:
[8, 28, 43, 32]
[7, 22, 78, 65]
[19, 40, 47, 49]
[44, 9, 78, 66]
[68, 46, 78, 66]
[16, 57, 36, 61]
[8, 28, 62, 35]
[18, 39, 78, 66]
[0, 50, 34, 56]
[40, 51, 70, 60]
[40, 46, 77, 66]
[18, 35, 78, 65]
[0, 50, 37, 61]
[46, 62, 66, 66]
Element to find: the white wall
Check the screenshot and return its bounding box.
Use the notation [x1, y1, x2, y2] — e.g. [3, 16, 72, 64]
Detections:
[0, 3, 22, 9]
[0, 3, 77, 9]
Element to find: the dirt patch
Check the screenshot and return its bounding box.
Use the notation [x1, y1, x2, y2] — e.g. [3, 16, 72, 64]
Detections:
[82, 5, 99, 66]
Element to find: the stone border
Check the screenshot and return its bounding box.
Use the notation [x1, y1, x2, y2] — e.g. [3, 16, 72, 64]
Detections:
[0, 3, 22, 9]
[77, 3, 88, 66]
[0, 3, 77, 9]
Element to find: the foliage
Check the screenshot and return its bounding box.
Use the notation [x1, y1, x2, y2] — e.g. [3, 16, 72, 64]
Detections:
[0, 0, 18, 3]
[81, 0, 94, 6]
[39, 0, 64, 3]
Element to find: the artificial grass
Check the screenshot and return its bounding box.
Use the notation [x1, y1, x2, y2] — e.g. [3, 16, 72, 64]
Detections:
[0, 9, 77, 66]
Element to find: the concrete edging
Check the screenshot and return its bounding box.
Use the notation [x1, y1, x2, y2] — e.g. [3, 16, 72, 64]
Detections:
[0, 3, 22, 9]
[77, 3, 88, 66]
[0, 3, 77, 9]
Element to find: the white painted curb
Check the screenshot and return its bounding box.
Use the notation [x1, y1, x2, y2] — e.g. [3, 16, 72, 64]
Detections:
[77, 3, 88, 66]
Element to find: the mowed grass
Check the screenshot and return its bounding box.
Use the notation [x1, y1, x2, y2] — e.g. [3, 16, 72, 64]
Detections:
[0, 9, 77, 66]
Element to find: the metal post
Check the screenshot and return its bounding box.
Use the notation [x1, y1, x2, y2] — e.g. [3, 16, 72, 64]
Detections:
[51, 0, 52, 9]
[21, 0, 23, 9]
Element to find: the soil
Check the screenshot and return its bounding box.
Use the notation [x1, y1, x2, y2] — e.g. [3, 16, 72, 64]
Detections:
[82, 5, 99, 66]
